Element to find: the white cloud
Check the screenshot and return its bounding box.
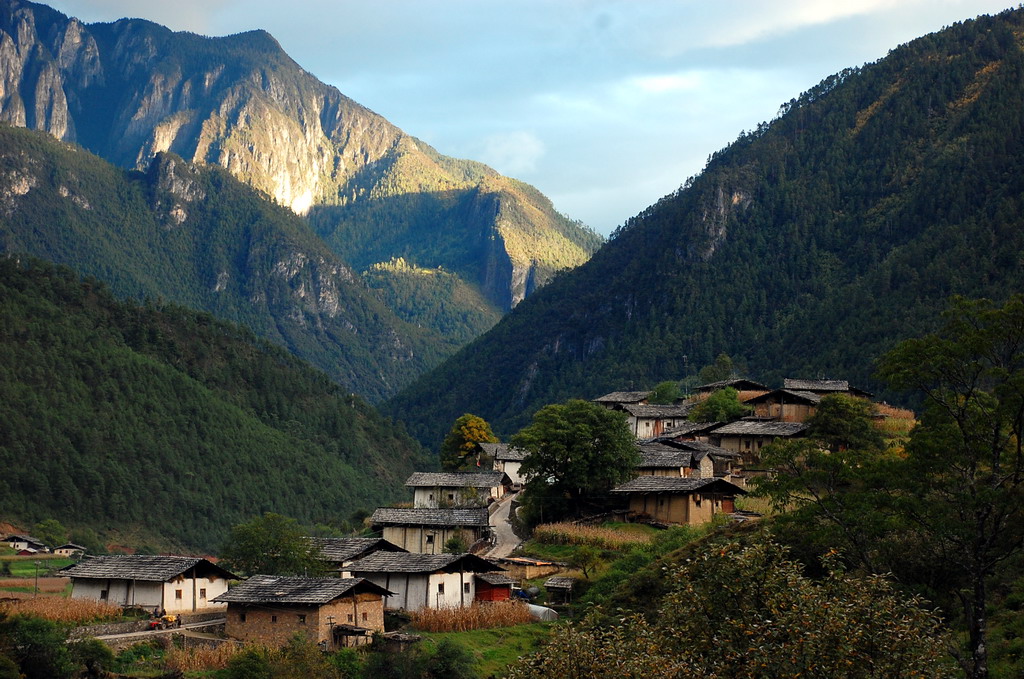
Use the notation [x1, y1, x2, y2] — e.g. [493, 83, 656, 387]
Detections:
[477, 132, 546, 177]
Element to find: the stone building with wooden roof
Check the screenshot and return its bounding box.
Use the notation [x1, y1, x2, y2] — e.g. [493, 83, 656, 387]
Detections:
[370, 507, 492, 555]
[636, 440, 742, 481]
[745, 389, 823, 423]
[783, 378, 873, 398]
[611, 477, 746, 526]
[592, 390, 652, 407]
[693, 379, 770, 403]
[709, 420, 809, 469]
[406, 471, 510, 508]
[617, 403, 694, 439]
[61, 555, 236, 613]
[314, 537, 406, 575]
[214, 575, 391, 649]
[346, 552, 501, 611]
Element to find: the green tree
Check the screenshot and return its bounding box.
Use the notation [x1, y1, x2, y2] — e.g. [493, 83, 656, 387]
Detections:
[219, 513, 326, 577]
[697, 353, 735, 385]
[876, 295, 1024, 679]
[440, 414, 498, 471]
[512, 399, 638, 521]
[688, 387, 750, 423]
[32, 519, 68, 549]
[443, 534, 468, 554]
[805, 393, 885, 453]
[507, 539, 956, 679]
[0, 615, 75, 679]
[648, 380, 682, 404]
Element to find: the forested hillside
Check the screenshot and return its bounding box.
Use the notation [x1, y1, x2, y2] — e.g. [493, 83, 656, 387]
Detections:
[0, 257, 430, 551]
[0, 124, 450, 400]
[0, 0, 601, 326]
[388, 8, 1024, 446]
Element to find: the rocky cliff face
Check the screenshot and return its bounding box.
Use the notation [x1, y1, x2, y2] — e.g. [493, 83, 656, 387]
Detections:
[0, 0, 600, 313]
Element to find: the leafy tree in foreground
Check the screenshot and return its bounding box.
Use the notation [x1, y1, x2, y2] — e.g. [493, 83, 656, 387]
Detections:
[219, 513, 325, 577]
[688, 387, 750, 423]
[439, 413, 498, 471]
[507, 539, 956, 679]
[647, 380, 683, 404]
[512, 399, 638, 523]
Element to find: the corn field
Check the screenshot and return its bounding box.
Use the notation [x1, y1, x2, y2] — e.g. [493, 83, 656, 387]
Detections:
[0, 595, 123, 623]
[874, 403, 917, 437]
[533, 522, 653, 548]
[0, 577, 67, 593]
[163, 642, 242, 672]
[411, 601, 534, 632]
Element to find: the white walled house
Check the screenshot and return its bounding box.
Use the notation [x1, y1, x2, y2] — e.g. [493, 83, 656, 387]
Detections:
[346, 552, 502, 611]
[60, 555, 237, 613]
[481, 443, 529, 486]
[406, 471, 510, 509]
[369, 507, 491, 555]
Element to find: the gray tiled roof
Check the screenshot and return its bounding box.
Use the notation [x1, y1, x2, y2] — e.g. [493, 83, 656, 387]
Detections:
[611, 477, 746, 494]
[475, 572, 514, 586]
[669, 440, 742, 459]
[544, 576, 575, 589]
[370, 507, 490, 527]
[2, 534, 45, 545]
[783, 378, 849, 392]
[405, 471, 506, 488]
[212, 575, 390, 604]
[592, 391, 652, 404]
[314, 538, 405, 562]
[696, 379, 769, 392]
[479, 443, 529, 461]
[59, 555, 236, 582]
[619, 403, 693, 418]
[658, 421, 722, 437]
[746, 389, 822, 405]
[637, 442, 693, 468]
[711, 421, 808, 437]
[347, 552, 500, 574]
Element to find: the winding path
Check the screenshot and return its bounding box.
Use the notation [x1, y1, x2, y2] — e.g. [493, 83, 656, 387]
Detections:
[485, 492, 521, 559]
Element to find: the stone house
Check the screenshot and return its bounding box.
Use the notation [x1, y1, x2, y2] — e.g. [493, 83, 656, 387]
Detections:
[214, 575, 391, 649]
[610, 477, 746, 526]
[591, 390, 652, 408]
[693, 379, 770, 403]
[636, 440, 742, 481]
[406, 471, 510, 508]
[370, 507, 492, 555]
[313, 537, 406, 575]
[61, 555, 236, 613]
[746, 389, 822, 423]
[346, 552, 502, 611]
[618, 403, 694, 439]
[481, 442, 529, 486]
[709, 420, 809, 469]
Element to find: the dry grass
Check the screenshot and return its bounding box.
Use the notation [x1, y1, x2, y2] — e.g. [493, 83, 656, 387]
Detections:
[411, 601, 534, 632]
[0, 595, 123, 623]
[874, 403, 917, 438]
[0, 577, 68, 593]
[533, 522, 653, 549]
[163, 642, 242, 672]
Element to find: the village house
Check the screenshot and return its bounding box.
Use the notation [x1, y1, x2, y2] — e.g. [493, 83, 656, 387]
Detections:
[314, 537, 407, 575]
[406, 471, 510, 508]
[617, 403, 694, 439]
[53, 543, 86, 558]
[636, 440, 742, 481]
[693, 378, 770, 402]
[61, 555, 236, 613]
[2, 534, 47, 552]
[346, 552, 502, 611]
[658, 420, 723, 441]
[782, 378, 873, 399]
[370, 507, 492, 555]
[610, 477, 746, 526]
[214, 575, 391, 649]
[709, 420, 809, 469]
[481, 442, 529, 486]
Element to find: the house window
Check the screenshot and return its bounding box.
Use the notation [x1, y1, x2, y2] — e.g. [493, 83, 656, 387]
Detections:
[239, 613, 247, 623]
[425, 534, 435, 545]
[695, 496, 702, 507]
[347, 614, 354, 622]
[438, 583, 445, 594]
[463, 582, 471, 594]
[448, 493, 455, 501]
[99, 590, 108, 600]
[429, 493, 434, 501]
[199, 588, 207, 600]
[271, 615, 277, 623]
[744, 440, 751, 450]
[362, 612, 368, 622]
[297, 614, 306, 624]
[175, 589, 183, 600]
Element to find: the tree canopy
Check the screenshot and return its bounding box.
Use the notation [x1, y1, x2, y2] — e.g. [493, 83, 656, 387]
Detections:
[688, 387, 750, 423]
[218, 513, 326, 577]
[511, 399, 638, 523]
[439, 414, 498, 471]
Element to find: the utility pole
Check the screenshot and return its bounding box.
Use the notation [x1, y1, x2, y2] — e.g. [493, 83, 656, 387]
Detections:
[33, 560, 40, 597]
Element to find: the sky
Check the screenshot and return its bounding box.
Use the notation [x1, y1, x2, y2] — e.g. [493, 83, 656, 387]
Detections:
[44, 0, 1015, 235]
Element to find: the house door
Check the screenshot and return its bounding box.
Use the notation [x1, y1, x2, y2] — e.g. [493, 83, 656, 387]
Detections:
[722, 498, 735, 513]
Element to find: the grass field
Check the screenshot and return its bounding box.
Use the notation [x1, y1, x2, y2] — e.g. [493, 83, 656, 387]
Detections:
[418, 622, 556, 676]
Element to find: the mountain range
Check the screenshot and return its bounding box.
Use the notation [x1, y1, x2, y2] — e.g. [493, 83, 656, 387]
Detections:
[387, 7, 1024, 445]
[0, 0, 600, 370]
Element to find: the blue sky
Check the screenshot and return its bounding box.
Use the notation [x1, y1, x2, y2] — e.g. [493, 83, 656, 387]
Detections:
[46, 1, 1014, 235]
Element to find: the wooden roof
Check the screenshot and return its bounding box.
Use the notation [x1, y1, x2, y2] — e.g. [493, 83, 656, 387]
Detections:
[544, 576, 576, 590]
[783, 378, 873, 397]
[611, 477, 747, 495]
[619, 403, 693, 418]
[60, 555, 237, 582]
[745, 388, 822, 405]
[347, 552, 501, 575]
[405, 471, 508, 488]
[475, 572, 514, 586]
[314, 537, 406, 562]
[592, 390, 652, 404]
[213, 575, 391, 605]
[479, 442, 529, 461]
[710, 421, 809, 437]
[370, 507, 490, 527]
[695, 379, 769, 392]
